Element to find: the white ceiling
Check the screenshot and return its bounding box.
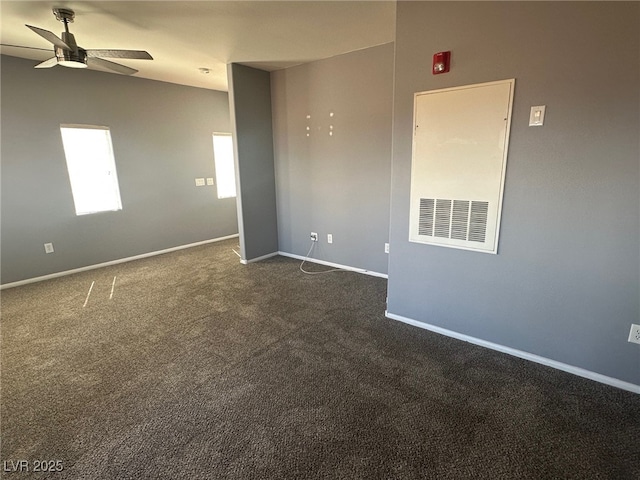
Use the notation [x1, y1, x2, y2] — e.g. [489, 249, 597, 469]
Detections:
[0, 1, 396, 91]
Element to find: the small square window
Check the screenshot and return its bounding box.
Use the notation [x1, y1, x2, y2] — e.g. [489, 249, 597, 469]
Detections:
[60, 125, 123, 215]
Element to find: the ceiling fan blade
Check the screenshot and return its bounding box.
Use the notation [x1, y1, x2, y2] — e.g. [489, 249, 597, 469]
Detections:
[26, 25, 70, 50]
[86, 49, 153, 60]
[0, 44, 52, 52]
[34, 57, 58, 69]
[87, 57, 137, 75]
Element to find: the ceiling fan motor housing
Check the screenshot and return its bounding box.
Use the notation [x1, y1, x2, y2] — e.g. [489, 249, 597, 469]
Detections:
[57, 31, 87, 67]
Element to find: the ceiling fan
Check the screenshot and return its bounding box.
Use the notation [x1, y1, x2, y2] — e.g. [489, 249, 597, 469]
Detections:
[6, 7, 152, 75]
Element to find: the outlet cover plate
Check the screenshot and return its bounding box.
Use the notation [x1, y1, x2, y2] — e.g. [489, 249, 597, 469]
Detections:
[628, 324, 640, 344]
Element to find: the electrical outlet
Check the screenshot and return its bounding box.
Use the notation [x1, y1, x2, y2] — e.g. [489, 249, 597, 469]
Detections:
[310, 232, 318, 242]
[327, 234, 333, 244]
[44, 243, 54, 254]
[384, 243, 389, 254]
[628, 324, 640, 345]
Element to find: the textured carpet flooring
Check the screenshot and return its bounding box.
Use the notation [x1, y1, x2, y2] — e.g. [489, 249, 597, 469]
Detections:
[1, 238, 639, 479]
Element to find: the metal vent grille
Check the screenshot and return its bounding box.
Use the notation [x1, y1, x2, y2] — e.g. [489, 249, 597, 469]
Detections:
[418, 198, 488, 243]
[418, 198, 435, 236]
[451, 200, 470, 240]
[469, 201, 489, 243]
[434, 199, 452, 238]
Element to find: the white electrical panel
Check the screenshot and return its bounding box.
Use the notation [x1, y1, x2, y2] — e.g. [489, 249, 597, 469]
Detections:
[409, 79, 515, 254]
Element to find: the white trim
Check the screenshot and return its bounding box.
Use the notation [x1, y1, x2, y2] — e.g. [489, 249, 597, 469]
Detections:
[0, 234, 240, 290]
[278, 251, 388, 279]
[385, 311, 640, 395]
[240, 251, 279, 264]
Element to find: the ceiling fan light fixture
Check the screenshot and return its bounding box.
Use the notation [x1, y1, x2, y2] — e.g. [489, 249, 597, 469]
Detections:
[55, 46, 87, 68]
[58, 59, 88, 69]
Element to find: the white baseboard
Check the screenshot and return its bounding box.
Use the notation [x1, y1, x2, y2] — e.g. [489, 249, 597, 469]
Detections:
[277, 251, 388, 279]
[240, 251, 279, 264]
[385, 311, 640, 395]
[1, 234, 240, 290]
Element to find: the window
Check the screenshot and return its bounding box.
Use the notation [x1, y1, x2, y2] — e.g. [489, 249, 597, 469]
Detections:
[60, 125, 123, 215]
[212, 133, 237, 199]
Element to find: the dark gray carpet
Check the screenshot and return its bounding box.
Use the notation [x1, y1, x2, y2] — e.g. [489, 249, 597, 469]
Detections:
[1, 238, 639, 479]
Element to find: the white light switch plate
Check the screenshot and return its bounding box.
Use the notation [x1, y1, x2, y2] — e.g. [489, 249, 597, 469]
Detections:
[529, 105, 546, 126]
[206, 178, 214, 186]
[195, 178, 205, 186]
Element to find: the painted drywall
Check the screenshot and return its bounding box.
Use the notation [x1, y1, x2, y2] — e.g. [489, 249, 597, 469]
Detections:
[387, 2, 640, 385]
[271, 43, 394, 274]
[227, 63, 278, 261]
[1, 55, 238, 284]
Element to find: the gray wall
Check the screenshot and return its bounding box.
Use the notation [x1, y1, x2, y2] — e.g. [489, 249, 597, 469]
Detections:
[1, 55, 238, 284]
[271, 43, 394, 274]
[228, 63, 279, 262]
[388, 2, 639, 385]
